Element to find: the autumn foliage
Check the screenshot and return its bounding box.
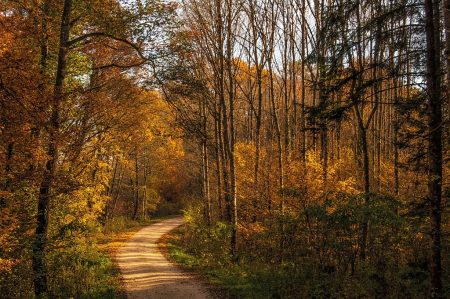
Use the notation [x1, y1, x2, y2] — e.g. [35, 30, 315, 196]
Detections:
[1, 0, 449, 298]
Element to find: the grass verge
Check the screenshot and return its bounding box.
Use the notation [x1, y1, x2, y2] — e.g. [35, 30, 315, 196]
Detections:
[163, 224, 261, 299]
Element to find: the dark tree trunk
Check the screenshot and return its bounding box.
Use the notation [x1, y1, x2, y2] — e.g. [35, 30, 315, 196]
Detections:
[353, 104, 372, 262]
[225, 0, 238, 260]
[214, 109, 223, 219]
[444, 0, 450, 148]
[32, 0, 72, 297]
[424, 0, 443, 297]
[300, 0, 307, 164]
[249, 0, 263, 222]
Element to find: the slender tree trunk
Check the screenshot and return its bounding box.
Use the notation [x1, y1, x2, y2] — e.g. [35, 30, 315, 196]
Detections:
[214, 108, 223, 219]
[316, 0, 328, 186]
[105, 158, 119, 219]
[216, 0, 230, 224]
[225, 0, 238, 259]
[111, 167, 125, 219]
[300, 0, 307, 164]
[267, 5, 284, 215]
[290, 10, 298, 156]
[202, 100, 211, 225]
[133, 151, 139, 220]
[143, 150, 148, 220]
[354, 107, 371, 262]
[107, 157, 118, 197]
[392, 71, 400, 196]
[249, 0, 263, 222]
[282, 8, 290, 160]
[215, 0, 236, 258]
[444, 0, 450, 146]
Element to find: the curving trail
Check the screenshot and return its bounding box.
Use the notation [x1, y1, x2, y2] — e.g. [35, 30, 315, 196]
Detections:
[116, 217, 212, 299]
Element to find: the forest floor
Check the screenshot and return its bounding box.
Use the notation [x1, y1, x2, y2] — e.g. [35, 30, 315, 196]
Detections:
[115, 216, 214, 299]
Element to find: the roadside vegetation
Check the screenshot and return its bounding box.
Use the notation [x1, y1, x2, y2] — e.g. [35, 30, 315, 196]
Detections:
[1, 215, 176, 298]
[166, 206, 449, 299]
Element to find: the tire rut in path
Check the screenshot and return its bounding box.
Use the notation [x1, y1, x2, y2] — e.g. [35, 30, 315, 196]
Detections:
[116, 217, 213, 299]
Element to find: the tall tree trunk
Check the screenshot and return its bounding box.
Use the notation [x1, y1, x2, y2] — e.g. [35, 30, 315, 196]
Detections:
[267, 4, 284, 215]
[133, 151, 139, 220]
[290, 9, 298, 156]
[105, 157, 119, 220]
[32, 0, 72, 296]
[215, 0, 236, 258]
[316, 0, 328, 186]
[300, 0, 307, 164]
[214, 107, 223, 219]
[202, 100, 211, 225]
[424, 0, 443, 296]
[282, 6, 290, 160]
[143, 150, 148, 220]
[249, 0, 263, 222]
[445, 0, 450, 102]
[225, 0, 238, 259]
[354, 106, 371, 262]
[111, 166, 125, 219]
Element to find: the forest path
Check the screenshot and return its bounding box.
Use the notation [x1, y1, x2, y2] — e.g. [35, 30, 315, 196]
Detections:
[116, 216, 212, 299]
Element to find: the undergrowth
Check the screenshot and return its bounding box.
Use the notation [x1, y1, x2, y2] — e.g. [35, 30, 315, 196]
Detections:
[165, 207, 449, 299]
[1, 216, 174, 299]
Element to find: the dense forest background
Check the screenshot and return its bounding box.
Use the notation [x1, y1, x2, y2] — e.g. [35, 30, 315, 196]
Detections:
[0, 0, 449, 298]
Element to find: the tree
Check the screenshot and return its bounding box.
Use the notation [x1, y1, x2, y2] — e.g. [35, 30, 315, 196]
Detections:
[424, 0, 443, 296]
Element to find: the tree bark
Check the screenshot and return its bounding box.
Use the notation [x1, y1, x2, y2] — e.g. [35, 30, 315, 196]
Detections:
[33, 0, 72, 296]
[445, 0, 450, 103]
[225, 0, 238, 259]
[300, 0, 307, 164]
[424, 0, 443, 296]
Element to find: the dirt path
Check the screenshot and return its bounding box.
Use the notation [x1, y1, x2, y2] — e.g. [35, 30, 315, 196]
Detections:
[116, 217, 213, 299]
